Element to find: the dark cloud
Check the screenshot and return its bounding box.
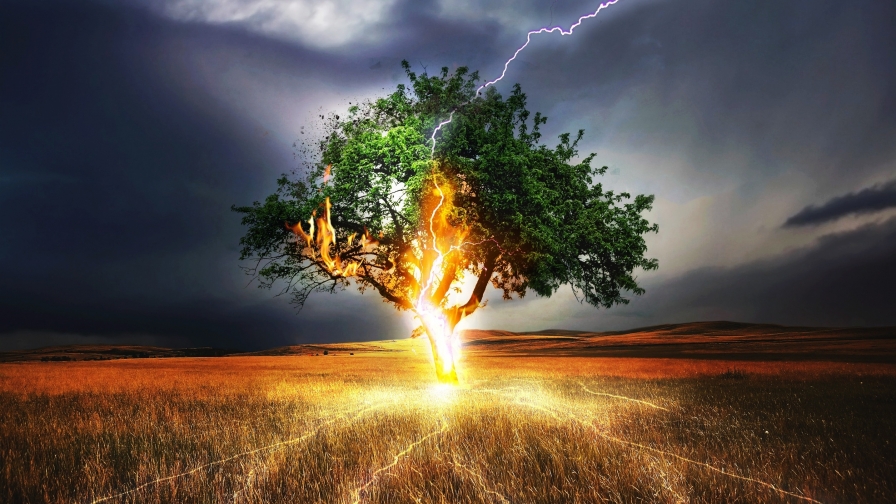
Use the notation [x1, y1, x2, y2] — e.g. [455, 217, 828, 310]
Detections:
[672, 216, 896, 326]
[485, 214, 896, 331]
[504, 0, 896, 194]
[575, 216, 896, 329]
[2, 0, 896, 351]
[0, 0, 404, 350]
[784, 179, 896, 227]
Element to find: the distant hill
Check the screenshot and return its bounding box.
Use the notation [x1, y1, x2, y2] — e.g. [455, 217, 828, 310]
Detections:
[2, 321, 894, 363]
[0, 345, 241, 363]
[461, 321, 896, 362]
[0, 340, 411, 363]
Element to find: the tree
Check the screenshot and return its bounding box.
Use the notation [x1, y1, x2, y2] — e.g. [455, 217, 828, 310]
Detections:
[232, 61, 659, 383]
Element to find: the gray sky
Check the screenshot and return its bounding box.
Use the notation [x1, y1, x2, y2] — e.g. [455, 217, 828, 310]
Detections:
[1, 0, 894, 351]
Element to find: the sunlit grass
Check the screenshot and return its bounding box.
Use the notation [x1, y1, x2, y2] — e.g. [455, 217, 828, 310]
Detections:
[0, 344, 894, 503]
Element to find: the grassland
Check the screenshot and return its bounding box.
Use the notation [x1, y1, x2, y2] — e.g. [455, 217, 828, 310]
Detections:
[1, 335, 895, 503]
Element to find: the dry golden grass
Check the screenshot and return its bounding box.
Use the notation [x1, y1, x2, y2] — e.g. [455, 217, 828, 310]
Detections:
[1, 338, 894, 503]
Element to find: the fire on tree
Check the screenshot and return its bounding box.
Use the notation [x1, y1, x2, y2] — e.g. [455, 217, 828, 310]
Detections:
[233, 61, 658, 383]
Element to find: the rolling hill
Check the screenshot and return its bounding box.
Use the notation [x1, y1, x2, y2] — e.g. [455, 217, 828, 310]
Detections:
[2, 321, 893, 363]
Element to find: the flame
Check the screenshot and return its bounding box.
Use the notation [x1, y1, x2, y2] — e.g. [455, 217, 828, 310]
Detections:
[289, 167, 474, 383]
[285, 197, 364, 278]
[360, 227, 379, 249]
[408, 175, 471, 384]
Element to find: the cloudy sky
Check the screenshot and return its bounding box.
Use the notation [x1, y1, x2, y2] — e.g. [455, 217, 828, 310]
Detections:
[2, 0, 894, 351]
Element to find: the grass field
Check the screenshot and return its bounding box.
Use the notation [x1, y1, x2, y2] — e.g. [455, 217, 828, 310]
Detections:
[1, 336, 895, 503]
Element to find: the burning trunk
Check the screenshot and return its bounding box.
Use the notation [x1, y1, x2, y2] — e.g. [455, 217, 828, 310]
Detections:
[289, 169, 501, 385]
[419, 314, 460, 384]
[416, 248, 499, 384]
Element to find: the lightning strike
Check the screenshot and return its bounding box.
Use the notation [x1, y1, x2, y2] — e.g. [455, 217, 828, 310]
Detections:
[475, 0, 623, 94]
[350, 420, 449, 504]
[405, 1, 628, 381]
[411, 176, 465, 382]
[480, 386, 822, 504]
[429, 111, 455, 156]
[449, 458, 510, 504]
[579, 381, 669, 411]
[88, 401, 392, 504]
[425, 0, 625, 156]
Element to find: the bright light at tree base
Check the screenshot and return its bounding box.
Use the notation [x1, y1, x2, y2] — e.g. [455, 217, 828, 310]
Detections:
[416, 306, 462, 384]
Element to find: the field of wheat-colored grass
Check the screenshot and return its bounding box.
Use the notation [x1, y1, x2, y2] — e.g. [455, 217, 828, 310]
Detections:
[1, 338, 894, 503]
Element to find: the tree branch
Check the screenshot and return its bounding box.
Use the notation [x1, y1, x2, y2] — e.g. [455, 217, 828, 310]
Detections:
[429, 256, 459, 306]
[443, 248, 499, 328]
[360, 273, 414, 310]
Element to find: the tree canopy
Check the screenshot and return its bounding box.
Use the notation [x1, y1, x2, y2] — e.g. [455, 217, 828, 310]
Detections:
[233, 61, 658, 340]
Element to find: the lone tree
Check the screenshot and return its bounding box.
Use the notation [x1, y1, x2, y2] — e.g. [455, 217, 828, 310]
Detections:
[233, 62, 658, 383]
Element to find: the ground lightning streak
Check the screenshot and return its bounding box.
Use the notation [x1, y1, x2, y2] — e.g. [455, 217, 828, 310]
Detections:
[350, 420, 449, 504]
[87, 401, 391, 504]
[479, 387, 821, 504]
[591, 430, 822, 503]
[449, 458, 510, 504]
[503, 377, 670, 411]
[579, 381, 669, 411]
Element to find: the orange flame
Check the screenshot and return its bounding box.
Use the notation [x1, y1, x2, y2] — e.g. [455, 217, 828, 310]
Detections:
[288, 168, 476, 383]
[285, 197, 364, 278]
[408, 176, 473, 383]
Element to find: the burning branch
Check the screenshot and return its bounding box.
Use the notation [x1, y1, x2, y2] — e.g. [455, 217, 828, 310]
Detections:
[235, 61, 658, 384]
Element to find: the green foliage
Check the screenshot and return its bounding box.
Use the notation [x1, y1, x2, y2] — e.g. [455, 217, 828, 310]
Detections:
[232, 61, 658, 312]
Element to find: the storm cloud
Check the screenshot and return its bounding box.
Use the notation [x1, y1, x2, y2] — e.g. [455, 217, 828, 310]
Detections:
[784, 179, 896, 227]
[480, 215, 896, 331]
[2, 0, 895, 351]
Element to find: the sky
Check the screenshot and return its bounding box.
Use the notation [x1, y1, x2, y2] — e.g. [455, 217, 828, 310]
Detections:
[1, 0, 895, 351]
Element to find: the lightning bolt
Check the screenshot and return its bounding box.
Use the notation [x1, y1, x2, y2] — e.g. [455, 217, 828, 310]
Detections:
[427, 0, 624, 154]
[413, 0, 626, 381]
[349, 420, 449, 503]
[450, 458, 509, 504]
[475, 0, 623, 94]
[430, 111, 455, 156]
[473, 384, 822, 504]
[578, 381, 669, 411]
[87, 401, 392, 504]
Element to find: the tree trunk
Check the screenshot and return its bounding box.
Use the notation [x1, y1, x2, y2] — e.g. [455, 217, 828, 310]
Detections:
[421, 319, 459, 384]
[420, 248, 501, 384]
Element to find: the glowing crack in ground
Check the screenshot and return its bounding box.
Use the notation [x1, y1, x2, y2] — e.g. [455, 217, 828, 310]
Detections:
[449, 457, 510, 504]
[578, 381, 669, 411]
[349, 420, 449, 503]
[492, 387, 822, 504]
[88, 401, 392, 504]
